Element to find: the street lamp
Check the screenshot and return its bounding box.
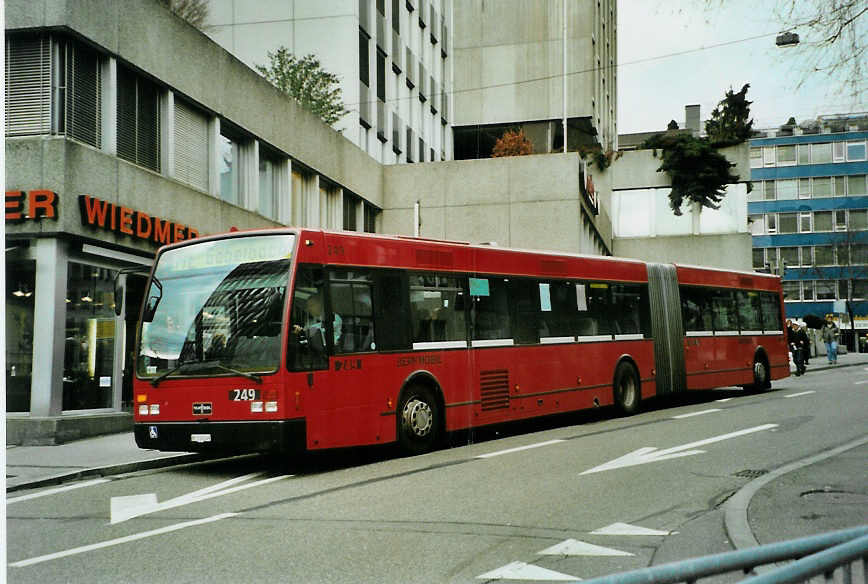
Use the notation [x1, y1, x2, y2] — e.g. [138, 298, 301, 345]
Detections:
[776, 31, 800, 47]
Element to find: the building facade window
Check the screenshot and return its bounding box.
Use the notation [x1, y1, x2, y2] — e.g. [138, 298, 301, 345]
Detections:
[847, 141, 866, 161]
[174, 97, 210, 192]
[849, 175, 867, 196]
[63, 38, 103, 148]
[812, 142, 832, 163]
[117, 65, 161, 172]
[258, 148, 280, 219]
[364, 202, 379, 232]
[5, 34, 52, 137]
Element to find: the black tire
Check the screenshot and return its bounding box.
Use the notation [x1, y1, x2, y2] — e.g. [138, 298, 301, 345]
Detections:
[747, 357, 771, 393]
[397, 384, 442, 455]
[613, 362, 641, 415]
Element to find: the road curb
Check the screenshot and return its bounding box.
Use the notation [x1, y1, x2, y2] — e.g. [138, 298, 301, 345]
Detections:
[723, 434, 868, 568]
[5, 453, 202, 494]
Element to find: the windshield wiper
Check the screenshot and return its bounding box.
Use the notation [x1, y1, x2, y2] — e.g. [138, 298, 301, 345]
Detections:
[150, 360, 262, 387]
[210, 361, 263, 384]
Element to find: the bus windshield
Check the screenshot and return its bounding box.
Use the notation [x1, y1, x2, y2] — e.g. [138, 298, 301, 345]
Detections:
[136, 234, 295, 380]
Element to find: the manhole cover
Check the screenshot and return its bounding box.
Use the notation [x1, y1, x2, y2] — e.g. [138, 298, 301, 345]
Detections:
[734, 469, 769, 479]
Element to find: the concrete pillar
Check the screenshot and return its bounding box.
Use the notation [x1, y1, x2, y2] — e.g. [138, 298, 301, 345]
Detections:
[278, 158, 292, 225]
[101, 57, 117, 156]
[30, 239, 69, 416]
[208, 117, 221, 198]
[162, 90, 175, 178]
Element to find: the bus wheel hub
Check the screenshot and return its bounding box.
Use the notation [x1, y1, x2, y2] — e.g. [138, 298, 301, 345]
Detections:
[403, 399, 432, 437]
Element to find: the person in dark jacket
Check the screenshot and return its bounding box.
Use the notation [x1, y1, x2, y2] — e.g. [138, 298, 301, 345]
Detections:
[793, 323, 809, 375]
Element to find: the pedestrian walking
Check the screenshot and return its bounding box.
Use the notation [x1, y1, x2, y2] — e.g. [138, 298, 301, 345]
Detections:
[821, 315, 840, 365]
[793, 323, 809, 375]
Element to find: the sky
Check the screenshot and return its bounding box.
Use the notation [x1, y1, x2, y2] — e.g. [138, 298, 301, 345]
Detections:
[617, 0, 868, 134]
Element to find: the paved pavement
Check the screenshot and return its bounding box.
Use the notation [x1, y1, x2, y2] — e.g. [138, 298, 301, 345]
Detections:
[5, 351, 868, 567]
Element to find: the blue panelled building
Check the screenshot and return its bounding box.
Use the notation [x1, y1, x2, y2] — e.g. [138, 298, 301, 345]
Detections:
[749, 113, 868, 349]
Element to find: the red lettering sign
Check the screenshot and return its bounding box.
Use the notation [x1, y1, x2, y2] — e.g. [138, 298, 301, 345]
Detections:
[77, 194, 198, 247]
[6, 190, 59, 222]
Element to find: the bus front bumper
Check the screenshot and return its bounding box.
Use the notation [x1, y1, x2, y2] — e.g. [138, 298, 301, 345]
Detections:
[134, 419, 306, 454]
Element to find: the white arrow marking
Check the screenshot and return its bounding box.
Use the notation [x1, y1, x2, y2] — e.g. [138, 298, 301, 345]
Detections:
[110, 472, 291, 524]
[477, 561, 579, 581]
[580, 424, 778, 475]
[11, 513, 237, 568]
[591, 523, 673, 536]
[538, 539, 633, 556]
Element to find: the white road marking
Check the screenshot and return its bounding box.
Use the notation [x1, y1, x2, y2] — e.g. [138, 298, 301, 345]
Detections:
[715, 398, 734, 402]
[477, 561, 579, 581]
[110, 473, 291, 524]
[784, 391, 816, 398]
[538, 539, 633, 556]
[580, 424, 779, 475]
[7, 479, 110, 504]
[591, 522, 672, 536]
[672, 408, 721, 419]
[10, 513, 238, 568]
[854, 379, 868, 385]
[476, 439, 565, 459]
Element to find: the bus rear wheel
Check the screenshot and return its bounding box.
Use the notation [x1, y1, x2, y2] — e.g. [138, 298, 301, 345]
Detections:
[397, 385, 441, 455]
[747, 357, 771, 393]
[614, 362, 641, 415]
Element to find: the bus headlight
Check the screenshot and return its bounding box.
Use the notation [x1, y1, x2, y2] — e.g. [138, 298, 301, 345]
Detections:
[251, 401, 264, 413]
[149, 404, 160, 415]
[139, 405, 149, 416]
[265, 401, 278, 412]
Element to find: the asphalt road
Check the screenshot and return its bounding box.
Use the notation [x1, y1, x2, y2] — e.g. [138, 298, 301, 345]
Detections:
[7, 367, 867, 583]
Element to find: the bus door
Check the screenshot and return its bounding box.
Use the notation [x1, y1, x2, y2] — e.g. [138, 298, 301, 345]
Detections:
[647, 264, 686, 394]
[468, 275, 519, 422]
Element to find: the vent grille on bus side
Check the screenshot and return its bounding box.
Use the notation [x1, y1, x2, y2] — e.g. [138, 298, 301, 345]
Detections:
[416, 249, 453, 268]
[480, 369, 510, 411]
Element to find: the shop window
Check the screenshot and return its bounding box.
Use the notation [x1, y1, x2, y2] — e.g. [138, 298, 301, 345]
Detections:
[6, 260, 36, 412]
[64, 262, 117, 411]
[117, 64, 161, 172]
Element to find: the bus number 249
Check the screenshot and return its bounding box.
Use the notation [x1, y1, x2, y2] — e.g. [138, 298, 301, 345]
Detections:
[229, 389, 261, 401]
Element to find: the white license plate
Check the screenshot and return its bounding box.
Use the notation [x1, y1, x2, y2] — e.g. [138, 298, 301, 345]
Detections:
[190, 433, 212, 443]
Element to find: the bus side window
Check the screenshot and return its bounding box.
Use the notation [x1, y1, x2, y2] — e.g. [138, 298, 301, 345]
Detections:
[681, 286, 713, 333]
[471, 276, 512, 341]
[288, 265, 329, 371]
[760, 291, 783, 333]
[711, 289, 739, 333]
[373, 270, 410, 351]
[611, 283, 646, 335]
[511, 279, 541, 344]
[576, 282, 612, 337]
[329, 269, 376, 354]
[409, 273, 467, 345]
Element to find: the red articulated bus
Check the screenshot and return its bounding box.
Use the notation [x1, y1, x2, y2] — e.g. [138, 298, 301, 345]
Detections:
[132, 229, 789, 455]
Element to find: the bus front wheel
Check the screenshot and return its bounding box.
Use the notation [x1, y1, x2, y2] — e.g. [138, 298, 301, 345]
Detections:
[397, 385, 441, 455]
[614, 362, 641, 415]
[747, 357, 771, 393]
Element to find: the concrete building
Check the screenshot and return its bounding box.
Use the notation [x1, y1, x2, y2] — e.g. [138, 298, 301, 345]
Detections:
[452, 0, 617, 160]
[748, 114, 868, 347]
[612, 107, 753, 271]
[5, 0, 610, 444]
[204, 0, 453, 165]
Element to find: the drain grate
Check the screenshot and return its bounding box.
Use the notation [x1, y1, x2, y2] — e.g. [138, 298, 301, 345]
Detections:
[734, 469, 769, 479]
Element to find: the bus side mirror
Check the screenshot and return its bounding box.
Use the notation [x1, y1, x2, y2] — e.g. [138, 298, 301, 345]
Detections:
[142, 295, 160, 323]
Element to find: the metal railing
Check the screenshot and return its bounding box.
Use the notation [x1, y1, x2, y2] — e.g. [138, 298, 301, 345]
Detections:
[579, 526, 868, 584]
